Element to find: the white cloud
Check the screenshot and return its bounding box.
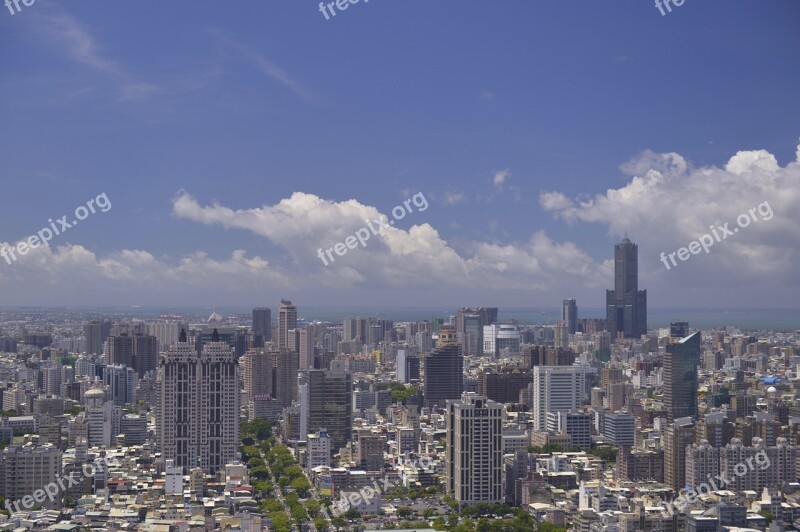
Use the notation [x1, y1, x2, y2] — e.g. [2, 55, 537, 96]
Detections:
[493, 169, 510, 188]
[540, 143, 800, 290]
[480, 89, 495, 100]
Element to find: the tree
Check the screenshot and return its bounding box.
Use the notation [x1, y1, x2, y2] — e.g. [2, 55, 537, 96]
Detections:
[397, 507, 413, 518]
[291, 477, 312, 498]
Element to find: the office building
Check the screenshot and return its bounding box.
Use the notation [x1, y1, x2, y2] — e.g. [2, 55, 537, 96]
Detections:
[102, 364, 136, 406]
[602, 412, 636, 447]
[664, 331, 701, 421]
[279, 299, 297, 349]
[446, 393, 504, 507]
[299, 326, 315, 370]
[107, 333, 159, 376]
[252, 307, 272, 343]
[423, 325, 463, 407]
[605, 237, 647, 339]
[156, 330, 240, 473]
[307, 361, 352, 453]
[482, 323, 521, 358]
[546, 411, 593, 449]
[84, 319, 112, 356]
[273, 349, 298, 407]
[562, 299, 578, 335]
[532, 366, 586, 431]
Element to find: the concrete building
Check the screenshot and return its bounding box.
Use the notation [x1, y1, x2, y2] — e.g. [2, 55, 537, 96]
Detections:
[446, 393, 504, 507]
[532, 366, 586, 431]
[156, 332, 240, 473]
[307, 361, 352, 453]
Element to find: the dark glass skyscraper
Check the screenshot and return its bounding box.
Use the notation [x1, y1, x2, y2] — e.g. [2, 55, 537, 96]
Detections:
[663, 331, 701, 421]
[252, 307, 272, 343]
[606, 237, 647, 338]
[423, 325, 464, 407]
[562, 299, 577, 335]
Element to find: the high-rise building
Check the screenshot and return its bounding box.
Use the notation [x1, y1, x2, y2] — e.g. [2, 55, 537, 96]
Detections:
[107, 333, 159, 377]
[273, 349, 298, 407]
[423, 325, 463, 407]
[455, 308, 498, 356]
[241, 349, 274, 401]
[664, 331, 701, 422]
[664, 416, 695, 490]
[532, 366, 586, 431]
[605, 237, 647, 339]
[562, 299, 578, 335]
[252, 307, 272, 343]
[102, 364, 136, 406]
[446, 393, 504, 507]
[156, 331, 240, 473]
[299, 327, 315, 370]
[307, 429, 331, 470]
[278, 299, 298, 349]
[357, 429, 386, 471]
[307, 361, 352, 453]
[84, 319, 112, 355]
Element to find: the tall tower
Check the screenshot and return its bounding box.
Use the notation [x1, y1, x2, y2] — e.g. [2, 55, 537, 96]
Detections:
[664, 331, 701, 421]
[307, 361, 352, 453]
[279, 299, 298, 349]
[157, 331, 240, 473]
[606, 237, 647, 339]
[562, 299, 577, 335]
[273, 348, 298, 407]
[446, 393, 504, 507]
[252, 307, 272, 343]
[423, 325, 464, 407]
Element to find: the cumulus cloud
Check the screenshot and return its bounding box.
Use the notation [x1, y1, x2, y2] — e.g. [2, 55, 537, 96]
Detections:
[540, 143, 800, 292]
[493, 169, 510, 188]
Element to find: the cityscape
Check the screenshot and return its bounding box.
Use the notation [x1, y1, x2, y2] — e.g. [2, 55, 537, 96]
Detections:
[2, 1, 800, 532]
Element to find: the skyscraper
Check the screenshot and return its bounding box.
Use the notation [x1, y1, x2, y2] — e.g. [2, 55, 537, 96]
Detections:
[252, 307, 272, 343]
[298, 327, 315, 370]
[446, 393, 504, 507]
[562, 299, 577, 335]
[273, 348, 299, 407]
[423, 325, 464, 407]
[279, 299, 297, 349]
[606, 237, 647, 339]
[664, 417, 695, 490]
[157, 330, 240, 473]
[108, 333, 158, 376]
[663, 331, 701, 421]
[84, 319, 112, 355]
[307, 361, 352, 453]
[241, 349, 274, 401]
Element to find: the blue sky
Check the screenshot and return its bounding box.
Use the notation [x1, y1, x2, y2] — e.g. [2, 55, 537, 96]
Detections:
[1, 0, 799, 309]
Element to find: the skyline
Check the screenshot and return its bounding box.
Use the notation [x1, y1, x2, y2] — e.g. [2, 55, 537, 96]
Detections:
[1, 1, 799, 308]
